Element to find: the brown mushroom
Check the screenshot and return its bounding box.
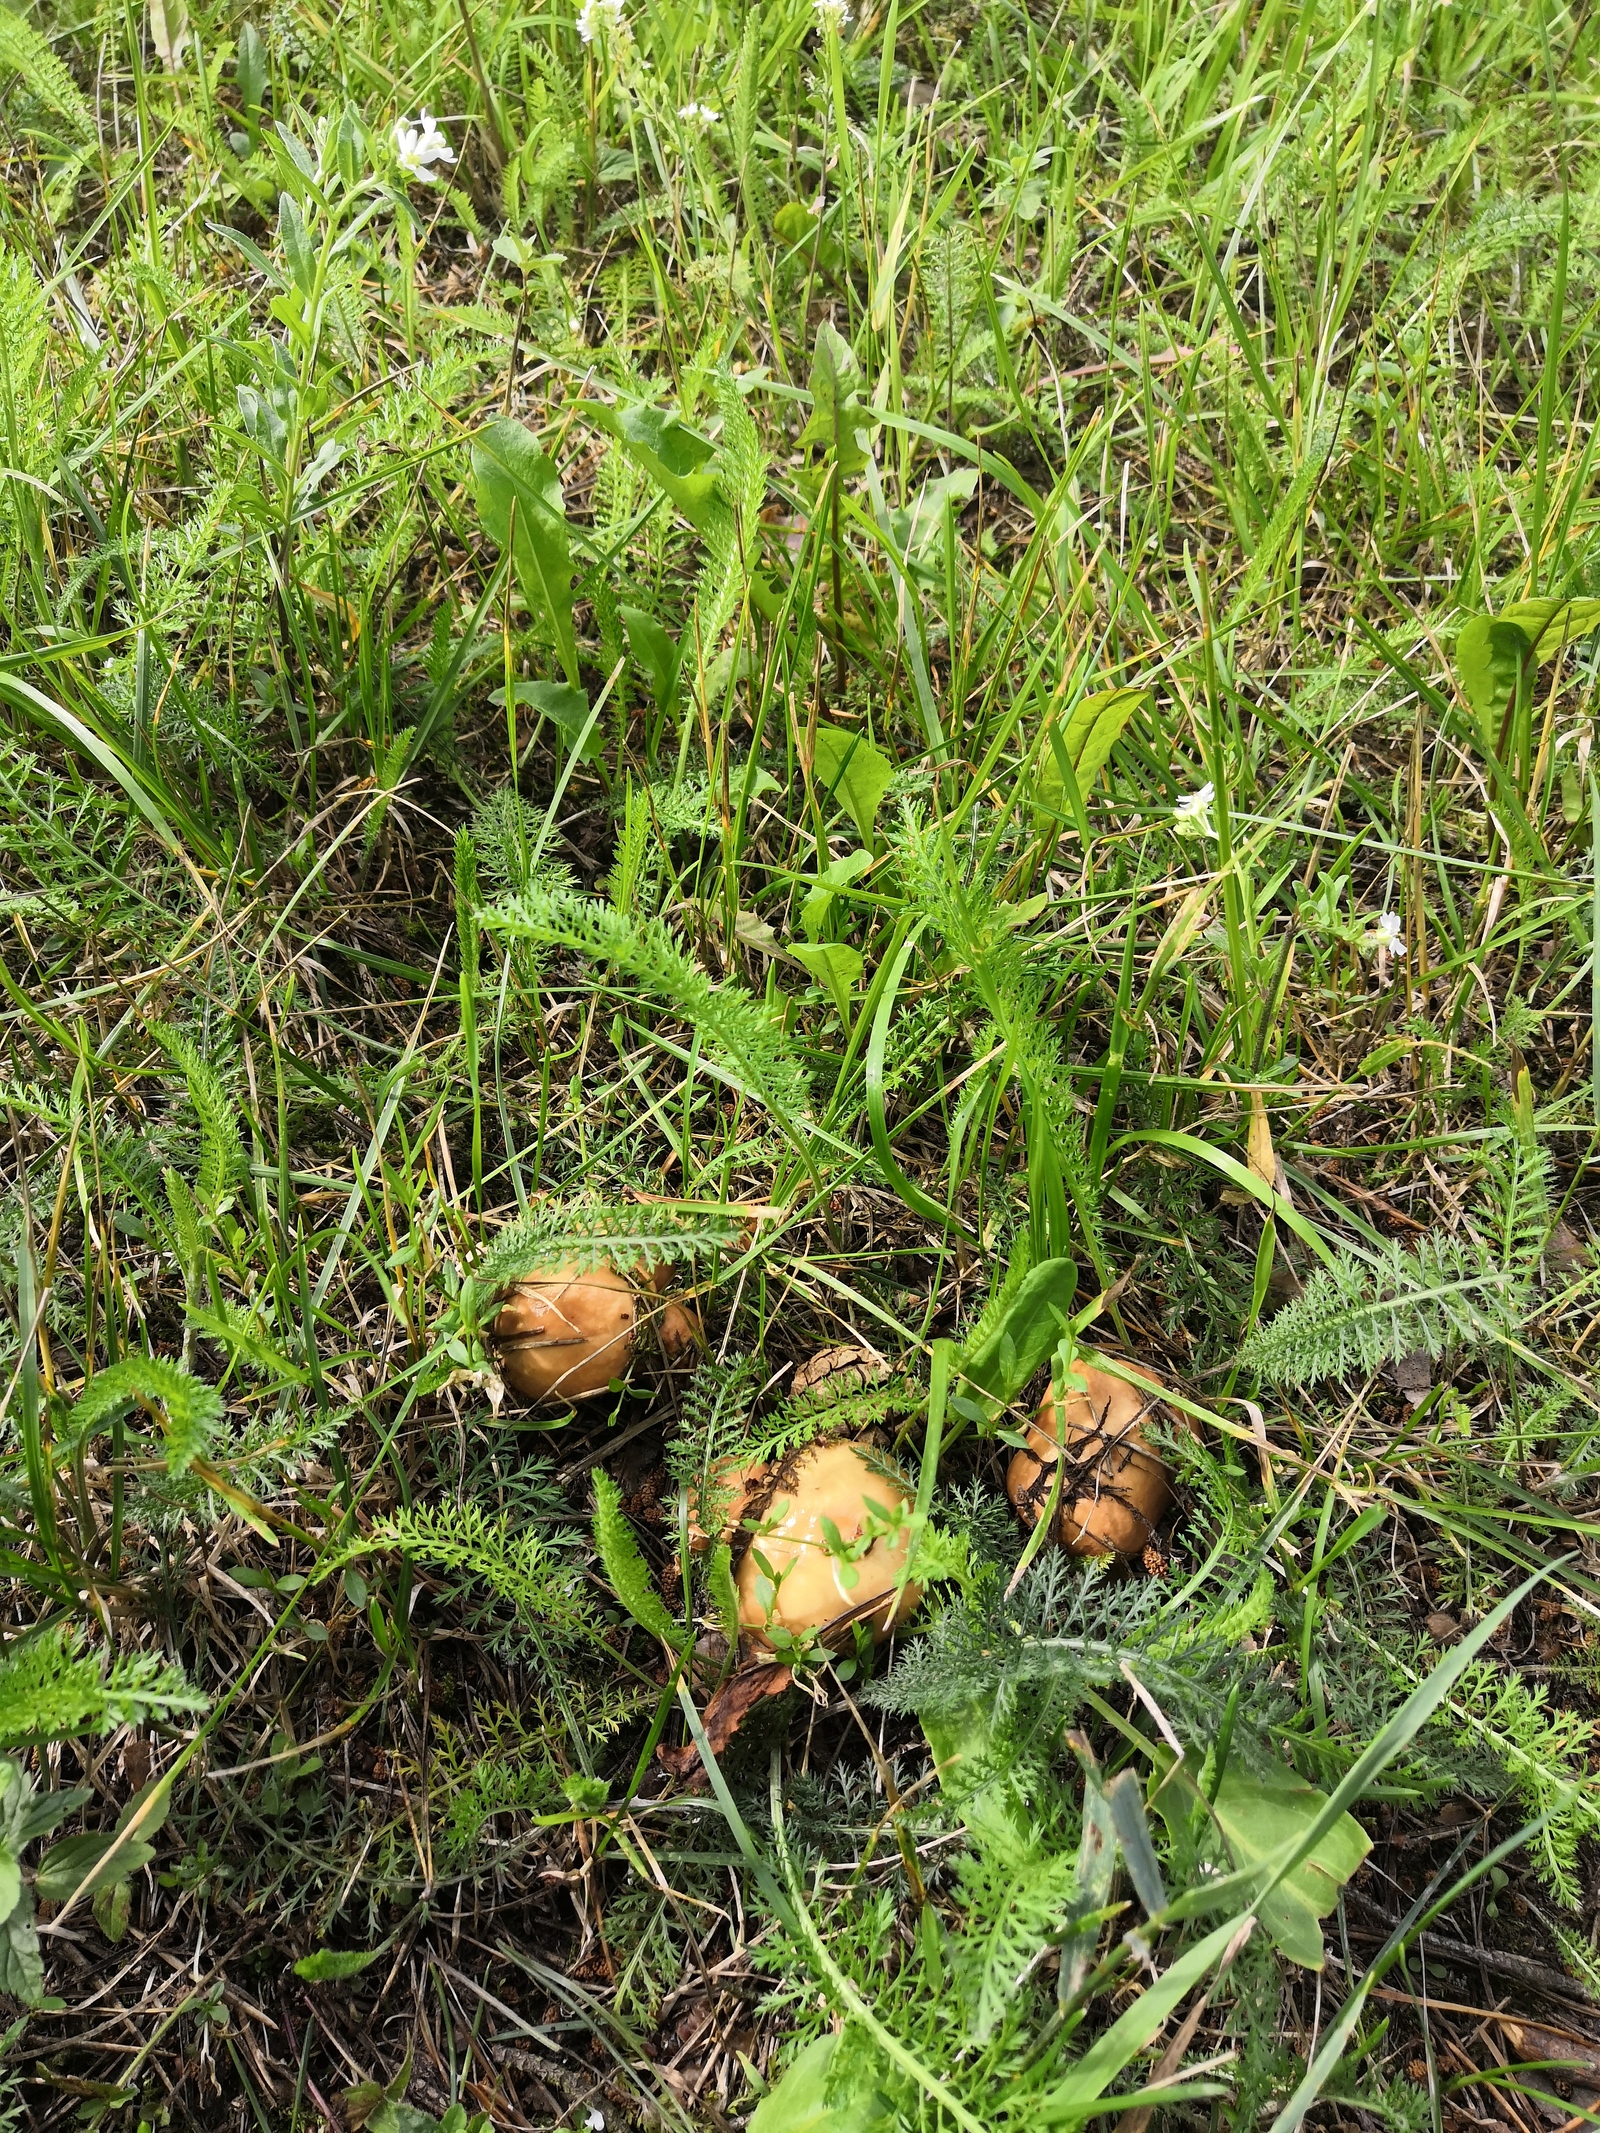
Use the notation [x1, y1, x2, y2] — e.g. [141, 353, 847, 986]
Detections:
[656, 1301, 702, 1364]
[789, 1345, 888, 1401]
[492, 1261, 636, 1405]
[685, 1456, 767, 1556]
[630, 1259, 702, 1364]
[1006, 1358, 1193, 1558]
[735, 1441, 920, 1651]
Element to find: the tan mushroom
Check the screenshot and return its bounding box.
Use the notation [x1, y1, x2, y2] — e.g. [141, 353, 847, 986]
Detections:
[789, 1345, 889, 1400]
[656, 1302, 702, 1364]
[685, 1456, 767, 1556]
[1006, 1358, 1193, 1558]
[632, 1258, 701, 1365]
[735, 1441, 920, 1651]
[492, 1261, 636, 1405]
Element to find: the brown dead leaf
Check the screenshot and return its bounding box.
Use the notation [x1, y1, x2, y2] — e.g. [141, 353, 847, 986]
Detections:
[657, 1662, 794, 1787]
[1498, 2020, 1600, 2080]
[1247, 1094, 1277, 1192]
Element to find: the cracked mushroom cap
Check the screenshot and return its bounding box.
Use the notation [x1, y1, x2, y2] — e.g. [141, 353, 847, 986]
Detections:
[1006, 1359, 1192, 1558]
[492, 1260, 636, 1405]
[735, 1441, 920, 1651]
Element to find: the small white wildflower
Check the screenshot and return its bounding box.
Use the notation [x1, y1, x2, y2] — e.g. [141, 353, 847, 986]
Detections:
[1172, 781, 1214, 839]
[394, 110, 455, 182]
[577, 0, 626, 43]
[585, 2114, 606, 2132]
[678, 100, 721, 127]
[814, 0, 852, 32]
[1366, 910, 1405, 958]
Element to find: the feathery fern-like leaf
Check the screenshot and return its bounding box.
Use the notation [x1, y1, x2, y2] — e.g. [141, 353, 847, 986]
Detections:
[74, 1355, 223, 1475]
[363, 1502, 595, 1642]
[476, 1199, 743, 1292]
[0, 16, 93, 140]
[148, 1024, 247, 1216]
[592, 1469, 686, 1648]
[1241, 1234, 1517, 1386]
[484, 884, 810, 1122]
[894, 812, 1101, 1258]
[954, 1844, 1082, 2044]
[0, 1625, 206, 1750]
[706, 1541, 740, 1648]
[691, 370, 767, 650]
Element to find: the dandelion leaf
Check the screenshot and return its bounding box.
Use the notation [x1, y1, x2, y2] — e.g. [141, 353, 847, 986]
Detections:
[1209, 1771, 1370, 1970]
[749, 2032, 893, 2133]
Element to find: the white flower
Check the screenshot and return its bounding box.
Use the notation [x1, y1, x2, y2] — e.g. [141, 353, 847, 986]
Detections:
[814, 0, 852, 31]
[678, 101, 721, 127]
[1172, 781, 1214, 838]
[577, 0, 626, 42]
[585, 2115, 605, 2132]
[1366, 910, 1405, 958]
[394, 110, 455, 182]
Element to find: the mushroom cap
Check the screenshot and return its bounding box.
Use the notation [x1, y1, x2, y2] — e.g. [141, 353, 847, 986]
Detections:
[735, 1441, 920, 1650]
[656, 1301, 702, 1365]
[1005, 1359, 1185, 1557]
[789, 1345, 888, 1401]
[686, 1456, 768, 1555]
[492, 1260, 636, 1405]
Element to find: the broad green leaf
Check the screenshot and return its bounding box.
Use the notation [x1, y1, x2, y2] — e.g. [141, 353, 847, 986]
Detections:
[1210, 1771, 1370, 1970]
[1454, 614, 1530, 754]
[812, 725, 894, 844]
[956, 1256, 1078, 1413]
[774, 199, 845, 272]
[1499, 595, 1600, 660]
[588, 401, 720, 529]
[922, 1705, 1037, 1859]
[801, 847, 873, 941]
[749, 2032, 893, 2133]
[1105, 1769, 1167, 1917]
[35, 1831, 155, 1903]
[236, 21, 267, 112]
[899, 469, 979, 562]
[1056, 685, 1149, 786]
[620, 605, 681, 720]
[278, 191, 315, 300]
[92, 1876, 132, 1942]
[471, 418, 579, 684]
[295, 1945, 382, 1981]
[494, 680, 597, 761]
[0, 1891, 41, 2005]
[773, 201, 813, 249]
[799, 321, 872, 475]
[1454, 600, 1600, 760]
[789, 940, 863, 1018]
[117, 1773, 172, 1841]
[369, 2105, 444, 2133]
[0, 1839, 17, 1924]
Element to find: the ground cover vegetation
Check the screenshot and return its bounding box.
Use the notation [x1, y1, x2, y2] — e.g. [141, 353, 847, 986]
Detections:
[3, 0, 1600, 2123]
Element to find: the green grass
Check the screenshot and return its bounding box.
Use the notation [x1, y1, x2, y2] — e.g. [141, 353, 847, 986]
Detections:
[3, 0, 1600, 2124]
